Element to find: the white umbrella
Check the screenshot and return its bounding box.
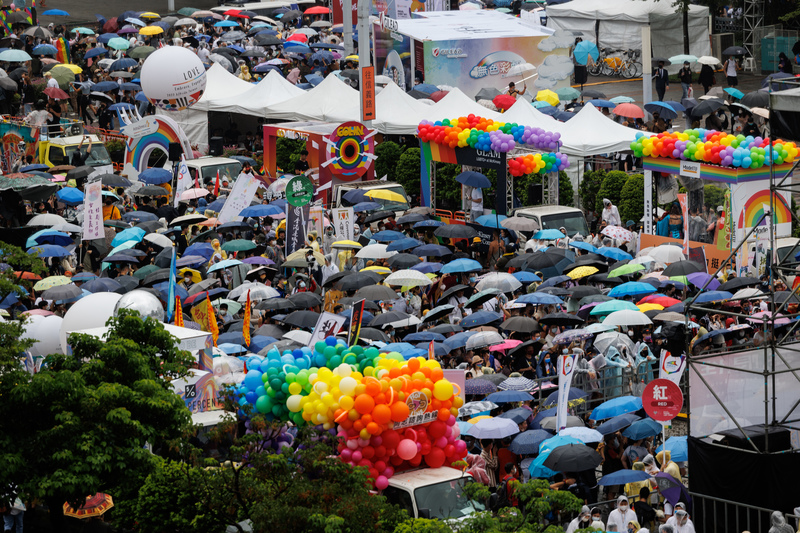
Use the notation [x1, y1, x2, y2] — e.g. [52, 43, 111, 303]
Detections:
[27, 214, 67, 227]
[180, 188, 209, 201]
[175, 17, 197, 26]
[283, 330, 312, 344]
[603, 310, 652, 326]
[468, 417, 520, 439]
[558, 427, 604, 443]
[649, 245, 686, 264]
[294, 27, 317, 36]
[386, 315, 421, 328]
[143, 233, 173, 248]
[310, 20, 331, 28]
[385, 269, 432, 287]
[732, 288, 767, 299]
[593, 331, 636, 354]
[541, 416, 584, 430]
[475, 272, 522, 293]
[697, 56, 720, 65]
[501, 216, 539, 231]
[356, 244, 396, 259]
[229, 281, 271, 300]
[51, 222, 82, 233]
[466, 331, 504, 350]
[601, 225, 634, 242]
[239, 284, 279, 302]
[584, 323, 617, 334]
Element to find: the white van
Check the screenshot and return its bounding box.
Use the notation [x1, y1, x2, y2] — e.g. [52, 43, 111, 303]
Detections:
[381, 467, 483, 520]
[511, 205, 590, 236]
[185, 157, 242, 185]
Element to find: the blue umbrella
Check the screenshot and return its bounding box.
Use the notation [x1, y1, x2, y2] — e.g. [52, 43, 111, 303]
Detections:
[342, 189, 367, 204]
[443, 330, 479, 350]
[554, 111, 576, 122]
[596, 412, 642, 435]
[240, 204, 284, 217]
[111, 227, 146, 247]
[509, 429, 553, 454]
[207, 259, 244, 274]
[21, 164, 50, 172]
[135, 91, 149, 102]
[97, 33, 118, 44]
[455, 170, 491, 188]
[416, 341, 448, 357]
[206, 197, 227, 212]
[411, 261, 442, 274]
[55, 188, 84, 206]
[568, 241, 598, 253]
[528, 451, 559, 479]
[214, 20, 240, 27]
[460, 310, 503, 328]
[464, 378, 497, 395]
[441, 258, 482, 273]
[352, 201, 381, 212]
[339, 308, 375, 326]
[139, 167, 172, 185]
[662, 100, 686, 112]
[540, 434, 582, 453]
[176, 255, 207, 268]
[512, 271, 541, 283]
[283, 43, 311, 54]
[93, 81, 120, 92]
[413, 244, 451, 257]
[248, 335, 278, 353]
[499, 407, 534, 424]
[590, 396, 643, 420]
[218, 343, 247, 354]
[597, 247, 633, 261]
[371, 230, 405, 242]
[110, 57, 138, 71]
[486, 390, 533, 403]
[644, 101, 678, 120]
[622, 418, 663, 440]
[475, 214, 507, 228]
[108, 103, 136, 112]
[573, 40, 599, 66]
[533, 101, 554, 109]
[598, 469, 652, 486]
[217, 332, 245, 345]
[26, 230, 72, 248]
[305, 73, 323, 86]
[543, 387, 588, 407]
[695, 329, 727, 345]
[253, 64, 283, 74]
[42, 9, 70, 15]
[539, 274, 571, 288]
[587, 99, 616, 108]
[33, 44, 58, 56]
[27, 245, 70, 258]
[154, 281, 189, 301]
[414, 83, 439, 95]
[656, 436, 688, 462]
[120, 82, 141, 91]
[413, 220, 445, 228]
[381, 342, 416, 354]
[82, 277, 124, 293]
[84, 47, 107, 59]
[184, 243, 214, 262]
[311, 50, 334, 64]
[724, 87, 745, 100]
[403, 331, 446, 342]
[534, 229, 565, 240]
[516, 292, 564, 305]
[387, 238, 423, 252]
[608, 281, 656, 298]
[694, 290, 733, 303]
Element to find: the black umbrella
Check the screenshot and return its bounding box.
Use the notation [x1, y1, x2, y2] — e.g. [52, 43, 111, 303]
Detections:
[719, 277, 761, 292]
[136, 185, 169, 197]
[153, 247, 173, 268]
[387, 253, 421, 269]
[588, 273, 624, 285]
[500, 316, 538, 333]
[256, 298, 297, 311]
[143, 268, 170, 287]
[115, 275, 140, 292]
[370, 311, 414, 327]
[579, 294, 614, 306]
[66, 165, 93, 180]
[506, 254, 534, 270]
[408, 89, 432, 100]
[355, 284, 398, 301]
[435, 224, 478, 240]
[337, 272, 381, 291]
[429, 324, 463, 334]
[774, 291, 800, 304]
[662, 260, 704, 277]
[537, 287, 569, 297]
[324, 270, 354, 287]
[439, 284, 471, 303]
[581, 89, 606, 99]
[42, 284, 82, 300]
[396, 213, 426, 225]
[358, 327, 390, 342]
[135, 221, 163, 233]
[283, 9, 303, 19]
[255, 324, 287, 338]
[241, 50, 266, 58]
[338, 297, 381, 310]
[539, 312, 584, 326]
[689, 98, 726, 118]
[508, 338, 544, 358]
[566, 286, 601, 299]
[283, 310, 320, 329]
[255, 34, 283, 46]
[543, 443, 602, 472]
[652, 57, 671, 66]
[525, 253, 570, 271]
[740, 91, 769, 108]
[188, 278, 220, 295]
[723, 46, 747, 56]
[100, 174, 131, 188]
[288, 292, 323, 308]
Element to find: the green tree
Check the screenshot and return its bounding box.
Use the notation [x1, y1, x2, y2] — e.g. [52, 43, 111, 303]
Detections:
[619, 173, 645, 226]
[375, 140, 404, 182]
[578, 169, 605, 213]
[276, 138, 307, 174]
[595, 170, 629, 214]
[0, 310, 195, 527]
[703, 184, 726, 210]
[396, 148, 422, 200]
[558, 171, 574, 207]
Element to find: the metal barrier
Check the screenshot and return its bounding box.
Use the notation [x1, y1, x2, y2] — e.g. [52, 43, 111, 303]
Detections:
[454, 211, 467, 222]
[690, 492, 800, 533]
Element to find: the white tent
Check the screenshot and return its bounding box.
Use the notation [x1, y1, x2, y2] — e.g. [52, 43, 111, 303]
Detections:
[426, 88, 505, 123]
[265, 74, 360, 121]
[546, 0, 710, 65]
[501, 99, 565, 132]
[209, 70, 305, 115]
[557, 103, 646, 157]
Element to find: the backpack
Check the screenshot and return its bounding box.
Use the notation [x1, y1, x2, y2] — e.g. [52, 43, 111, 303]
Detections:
[489, 479, 511, 512]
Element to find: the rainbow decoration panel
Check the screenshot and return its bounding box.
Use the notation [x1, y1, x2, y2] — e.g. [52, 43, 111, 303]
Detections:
[643, 157, 794, 184]
[121, 115, 193, 181]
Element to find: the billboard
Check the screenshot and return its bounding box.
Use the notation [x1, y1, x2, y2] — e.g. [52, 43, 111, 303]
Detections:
[374, 25, 413, 91]
[731, 180, 793, 246]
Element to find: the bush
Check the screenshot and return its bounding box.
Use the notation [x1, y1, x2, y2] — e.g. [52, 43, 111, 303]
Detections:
[704, 184, 726, 210]
[395, 147, 421, 200]
[276, 137, 306, 174]
[559, 170, 574, 207]
[619, 173, 645, 226]
[595, 170, 629, 214]
[579, 169, 605, 213]
[374, 140, 403, 182]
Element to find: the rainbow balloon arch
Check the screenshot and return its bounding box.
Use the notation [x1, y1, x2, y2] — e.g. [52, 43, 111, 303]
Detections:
[235, 337, 468, 489]
[416, 115, 569, 214]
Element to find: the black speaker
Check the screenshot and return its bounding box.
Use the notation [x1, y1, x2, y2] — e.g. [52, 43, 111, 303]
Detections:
[168, 142, 183, 161]
[528, 183, 542, 205]
[716, 424, 792, 453]
[209, 137, 223, 156]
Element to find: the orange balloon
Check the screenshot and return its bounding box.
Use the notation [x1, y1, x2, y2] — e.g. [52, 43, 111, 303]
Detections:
[361, 414, 373, 426]
[367, 422, 382, 435]
[423, 379, 435, 391]
[431, 368, 444, 382]
[391, 401, 410, 422]
[353, 420, 364, 432]
[438, 408, 450, 422]
[411, 379, 425, 390]
[364, 377, 381, 397]
[373, 404, 392, 424]
[389, 367, 401, 379]
[354, 394, 375, 415]
[420, 366, 431, 378]
[431, 399, 442, 411]
[374, 392, 387, 405]
[407, 358, 421, 373]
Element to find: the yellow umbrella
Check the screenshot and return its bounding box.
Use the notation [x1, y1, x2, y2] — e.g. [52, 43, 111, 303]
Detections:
[637, 303, 664, 312]
[34, 275, 71, 291]
[360, 266, 391, 275]
[567, 266, 598, 280]
[468, 415, 493, 424]
[535, 89, 559, 106]
[286, 248, 326, 265]
[178, 268, 202, 283]
[345, 54, 359, 61]
[331, 240, 362, 249]
[365, 189, 406, 203]
[53, 63, 82, 74]
[139, 12, 161, 19]
[139, 25, 164, 35]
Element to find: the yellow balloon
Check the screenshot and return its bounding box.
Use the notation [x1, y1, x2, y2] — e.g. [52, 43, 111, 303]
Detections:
[433, 379, 454, 401]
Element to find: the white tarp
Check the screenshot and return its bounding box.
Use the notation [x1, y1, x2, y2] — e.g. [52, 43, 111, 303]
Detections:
[426, 88, 506, 123]
[192, 62, 253, 111]
[265, 74, 361, 121]
[210, 70, 305, 115]
[557, 103, 646, 156]
[501, 98, 565, 132]
[546, 0, 710, 63]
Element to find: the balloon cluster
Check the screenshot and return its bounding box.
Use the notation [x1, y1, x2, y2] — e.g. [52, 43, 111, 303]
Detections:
[631, 130, 799, 169]
[508, 152, 570, 177]
[416, 115, 565, 153]
[234, 336, 467, 487]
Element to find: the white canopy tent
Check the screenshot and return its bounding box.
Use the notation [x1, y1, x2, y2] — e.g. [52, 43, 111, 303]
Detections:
[209, 70, 305, 115]
[546, 0, 711, 68]
[424, 88, 506, 123]
[264, 74, 361, 121]
[557, 103, 646, 157]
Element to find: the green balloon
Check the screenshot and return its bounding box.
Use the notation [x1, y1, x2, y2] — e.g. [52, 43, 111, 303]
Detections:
[315, 341, 327, 353]
[255, 395, 271, 413]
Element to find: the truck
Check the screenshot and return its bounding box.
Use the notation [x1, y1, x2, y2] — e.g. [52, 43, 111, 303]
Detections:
[184, 156, 243, 185]
[333, 181, 410, 215]
[511, 205, 590, 237]
[38, 133, 114, 176]
[381, 467, 483, 520]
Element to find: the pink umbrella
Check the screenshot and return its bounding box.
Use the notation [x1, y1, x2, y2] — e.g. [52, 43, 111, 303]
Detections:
[49, 174, 66, 182]
[747, 312, 791, 326]
[430, 90, 449, 102]
[22, 309, 54, 316]
[489, 339, 522, 352]
[601, 225, 634, 242]
[180, 188, 209, 200]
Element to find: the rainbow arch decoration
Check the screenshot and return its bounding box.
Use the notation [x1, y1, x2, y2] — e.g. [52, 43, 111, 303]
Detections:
[732, 182, 793, 242]
[737, 189, 792, 228]
[120, 114, 193, 182]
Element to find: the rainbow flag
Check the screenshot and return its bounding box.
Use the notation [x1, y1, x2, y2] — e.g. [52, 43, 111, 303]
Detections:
[55, 37, 70, 64]
[175, 297, 184, 327]
[243, 290, 251, 347]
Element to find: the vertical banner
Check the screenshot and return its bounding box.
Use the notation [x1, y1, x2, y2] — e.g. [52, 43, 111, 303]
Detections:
[428, 340, 435, 360]
[689, 246, 708, 273]
[658, 349, 686, 386]
[332, 207, 355, 240]
[348, 298, 366, 346]
[243, 290, 251, 347]
[217, 172, 260, 223]
[166, 247, 177, 323]
[190, 301, 210, 332]
[308, 312, 347, 347]
[361, 65, 376, 121]
[82, 179, 103, 241]
[175, 297, 184, 327]
[309, 205, 325, 240]
[677, 193, 689, 254]
[206, 295, 219, 346]
[643, 170, 653, 235]
[718, 188, 732, 251]
[556, 351, 576, 432]
[286, 204, 310, 256]
[174, 156, 191, 207]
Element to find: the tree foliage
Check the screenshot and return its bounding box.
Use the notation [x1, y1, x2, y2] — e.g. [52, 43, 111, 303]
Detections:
[578, 170, 605, 213]
[0, 241, 46, 304]
[375, 140, 404, 183]
[703, 184, 726, 210]
[595, 170, 629, 214]
[558, 171, 574, 208]
[276, 138, 307, 174]
[396, 148, 422, 201]
[618, 173, 645, 226]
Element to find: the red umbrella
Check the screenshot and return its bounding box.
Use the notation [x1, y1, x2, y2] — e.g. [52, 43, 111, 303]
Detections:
[637, 294, 681, 307]
[223, 9, 241, 15]
[613, 103, 644, 119]
[430, 90, 449, 102]
[63, 493, 114, 519]
[305, 5, 331, 14]
[103, 17, 119, 33]
[493, 94, 517, 111]
[286, 33, 308, 43]
[44, 86, 69, 100]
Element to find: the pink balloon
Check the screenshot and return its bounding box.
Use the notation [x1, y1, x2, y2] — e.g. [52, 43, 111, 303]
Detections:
[346, 439, 359, 450]
[452, 425, 461, 438]
[435, 436, 448, 448]
[397, 439, 417, 460]
[375, 475, 389, 491]
[340, 448, 353, 461]
[383, 466, 394, 478]
[447, 415, 456, 426]
[351, 450, 363, 463]
[455, 440, 467, 454]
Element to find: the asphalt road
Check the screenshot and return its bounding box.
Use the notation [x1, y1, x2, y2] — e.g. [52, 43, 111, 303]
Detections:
[34, 0, 221, 25]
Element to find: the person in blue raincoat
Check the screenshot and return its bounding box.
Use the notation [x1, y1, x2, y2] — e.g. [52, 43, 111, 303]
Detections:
[633, 341, 657, 386]
[603, 345, 634, 397]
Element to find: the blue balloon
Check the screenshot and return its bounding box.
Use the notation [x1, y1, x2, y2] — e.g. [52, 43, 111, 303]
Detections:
[245, 391, 257, 404]
[244, 369, 263, 391]
[314, 353, 327, 367]
[293, 348, 304, 357]
[259, 361, 270, 373]
[255, 386, 266, 397]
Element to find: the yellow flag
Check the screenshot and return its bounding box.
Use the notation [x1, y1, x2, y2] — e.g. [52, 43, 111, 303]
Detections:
[243, 290, 251, 347]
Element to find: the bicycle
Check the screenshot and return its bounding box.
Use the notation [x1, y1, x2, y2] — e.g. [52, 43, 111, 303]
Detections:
[601, 49, 643, 79]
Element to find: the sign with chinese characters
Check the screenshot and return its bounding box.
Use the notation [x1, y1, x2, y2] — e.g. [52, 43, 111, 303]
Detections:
[217, 172, 261, 223]
[286, 203, 310, 256]
[332, 207, 355, 240]
[393, 391, 437, 429]
[361, 66, 376, 122]
[393, 410, 438, 429]
[642, 378, 683, 422]
[82, 178, 103, 241]
[308, 312, 347, 347]
[287, 175, 314, 207]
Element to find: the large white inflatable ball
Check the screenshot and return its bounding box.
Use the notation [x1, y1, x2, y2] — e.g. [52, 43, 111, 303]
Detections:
[59, 292, 123, 354]
[114, 290, 165, 322]
[23, 314, 64, 357]
[140, 46, 207, 111]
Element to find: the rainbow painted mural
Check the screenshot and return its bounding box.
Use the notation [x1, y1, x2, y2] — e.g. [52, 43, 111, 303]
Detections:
[738, 189, 792, 229]
[120, 115, 193, 181]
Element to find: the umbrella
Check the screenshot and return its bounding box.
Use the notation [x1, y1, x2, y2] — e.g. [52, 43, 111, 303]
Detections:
[497, 376, 537, 391]
[455, 170, 491, 188]
[536, 89, 559, 106]
[33, 276, 71, 291]
[441, 258, 482, 274]
[689, 98, 726, 118]
[465, 330, 504, 350]
[662, 260, 704, 277]
[596, 412, 642, 435]
[539, 312, 583, 326]
[598, 469, 652, 486]
[63, 493, 114, 519]
[543, 443, 601, 472]
[653, 472, 691, 509]
[558, 427, 604, 444]
[434, 225, 478, 239]
[590, 396, 643, 420]
[608, 282, 657, 298]
[486, 390, 533, 403]
[603, 309, 653, 326]
[573, 40, 599, 66]
[656, 436, 689, 462]
[622, 418, 663, 440]
[42, 283, 82, 301]
[467, 417, 520, 439]
[697, 55, 719, 65]
[464, 379, 498, 396]
[509, 429, 553, 455]
[502, 217, 538, 231]
[282, 310, 319, 329]
[723, 46, 747, 56]
[613, 103, 644, 119]
[28, 244, 70, 258]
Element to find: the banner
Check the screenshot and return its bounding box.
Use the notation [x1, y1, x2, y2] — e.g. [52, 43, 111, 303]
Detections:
[309, 205, 325, 239]
[243, 290, 251, 347]
[332, 207, 354, 240]
[308, 312, 347, 347]
[348, 298, 366, 346]
[217, 172, 260, 223]
[82, 179, 103, 241]
[688, 246, 707, 274]
[166, 247, 177, 323]
[206, 295, 219, 346]
[428, 340, 435, 360]
[174, 155, 191, 208]
[556, 350, 576, 432]
[658, 349, 686, 386]
[718, 188, 732, 251]
[190, 301, 211, 332]
[677, 193, 689, 254]
[286, 203, 310, 256]
[175, 297, 184, 327]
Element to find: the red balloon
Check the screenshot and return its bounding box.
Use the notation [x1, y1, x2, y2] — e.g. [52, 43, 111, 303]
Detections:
[374, 445, 387, 458]
[425, 448, 446, 468]
[382, 429, 400, 449]
[362, 446, 375, 460]
[428, 420, 447, 439]
[390, 455, 403, 466]
[409, 454, 422, 467]
[420, 442, 432, 455]
[444, 444, 455, 457]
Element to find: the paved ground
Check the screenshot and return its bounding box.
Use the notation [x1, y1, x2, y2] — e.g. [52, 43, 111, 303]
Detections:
[35, 0, 220, 26]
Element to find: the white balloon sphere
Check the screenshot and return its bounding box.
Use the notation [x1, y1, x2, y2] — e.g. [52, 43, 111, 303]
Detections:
[23, 315, 64, 357]
[60, 292, 123, 354]
[140, 46, 207, 111]
[114, 290, 165, 322]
